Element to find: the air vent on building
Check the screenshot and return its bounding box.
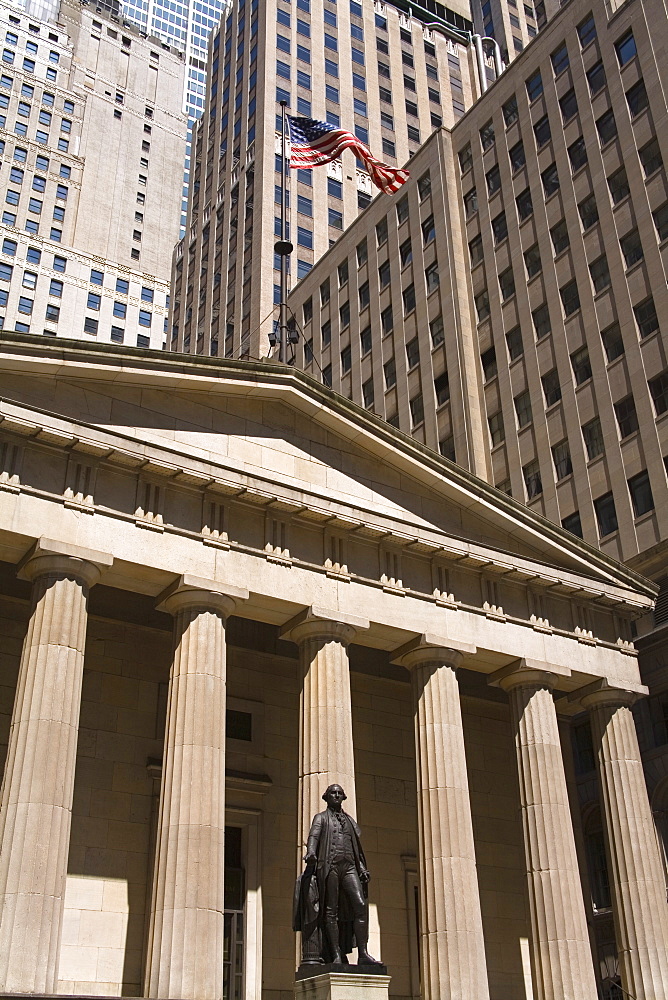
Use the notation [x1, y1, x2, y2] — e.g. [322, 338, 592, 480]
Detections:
[654, 577, 668, 626]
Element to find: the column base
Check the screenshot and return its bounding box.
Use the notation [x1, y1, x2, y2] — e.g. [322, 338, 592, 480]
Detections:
[295, 969, 390, 1000]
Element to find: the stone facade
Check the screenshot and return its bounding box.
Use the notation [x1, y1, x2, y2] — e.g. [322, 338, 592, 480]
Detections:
[0, 332, 665, 1000]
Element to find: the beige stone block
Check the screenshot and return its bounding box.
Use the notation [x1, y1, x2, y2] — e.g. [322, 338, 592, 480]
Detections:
[102, 878, 129, 913]
[64, 875, 105, 911]
[58, 944, 99, 982]
[294, 972, 391, 1000]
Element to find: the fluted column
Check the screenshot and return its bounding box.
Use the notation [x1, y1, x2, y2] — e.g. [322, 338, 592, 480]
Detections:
[145, 576, 248, 1000]
[496, 663, 597, 1000]
[281, 607, 368, 850]
[393, 637, 489, 1000]
[582, 683, 668, 1000]
[0, 541, 111, 993]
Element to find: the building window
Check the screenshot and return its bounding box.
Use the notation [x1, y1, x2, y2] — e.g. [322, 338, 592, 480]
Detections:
[568, 137, 587, 172]
[475, 290, 490, 323]
[542, 368, 562, 406]
[506, 326, 523, 360]
[620, 228, 644, 268]
[589, 255, 610, 293]
[84, 317, 98, 334]
[358, 281, 369, 309]
[480, 120, 494, 150]
[406, 336, 420, 369]
[362, 377, 374, 408]
[417, 172, 431, 200]
[626, 79, 649, 118]
[615, 30, 637, 66]
[509, 140, 525, 172]
[360, 325, 372, 354]
[560, 279, 580, 317]
[430, 315, 444, 347]
[601, 322, 624, 361]
[571, 346, 592, 385]
[384, 357, 396, 389]
[516, 188, 533, 220]
[376, 217, 388, 246]
[523, 459, 542, 499]
[341, 344, 351, 374]
[381, 305, 393, 335]
[542, 163, 560, 197]
[90, 268, 104, 285]
[458, 144, 472, 173]
[486, 164, 501, 195]
[87, 292, 101, 310]
[525, 70, 543, 102]
[649, 370, 668, 415]
[139, 310, 152, 328]
[634, 296, 659, 338]
[524, 244, 541, 278]
[559, 88, 578, 122]
[577, 12, 597, 48]
[532, 303, 551, 339]
[552, 440, 572, 480]
[499, 267, 515, 301]
[652, 202, 668, 242]
[49, 278, 63, 296]
[586, 60, 606, 95]
[488, 410, 504, 445]
[551, 42, 569, 75]
[562, 511, 582, 537]
[608, 167, 630, 205]
[425, 261, 439, 293]
[463, 188, 478, 219]
[534, 115, 551, 148]
[594, 492, 618, 537]
[583, 417, 604, 459]
[639, 138, 663, 177]
[628, 470, 654, 517]
[378, 260, 391, 288]
[339, 301, 350, 328]
[469, 234, 483, 265]
[400, 238, 412, 267]
[502, 95, 518, 126]
[481, 346, 497, 381]
[421, 215, 435, 244]
[596, 109, 617, 145]
[614, 395, 639, 438]
[409, 393, 424, 426]
[321, 320, 331, 346]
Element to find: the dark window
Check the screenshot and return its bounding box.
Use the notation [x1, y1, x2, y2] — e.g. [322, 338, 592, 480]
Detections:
[626, 79, 648, 118]
[475, 289, 490, 322]
[526, 70, 543, 102]
[486, 164, 501, 194]
[596, 110, 617, 145]
[339, 301, 350, 328]
[503, 95, 519, 126]
[376, 217, 388, 246]
[583, 417, 604, 459]
[492, 212, 508, 244]
[459, 144, 472, 173]
[434, 371, 450, 405]
[422, 215, 435, 244]
[551, 42, 569, 75]
[430, 315, 444, 347]
[406, 336, 420, 368]
[568, 136, 588, 171]
[516, 188, 533, 220]
[417, 172, 431, 200]
[601, 322, 624, 361]
[425, 261, 439, 293]
[652, 202, 668, 241]
[488, 410, 504, 445]
[587, 60, 606, 95]
[515, 390, 532, 427]
[378, 260, 391, 288]
[321, 320, 331, 346]
[400, 239, 412, 266]
[542, 163, 560, 197]
[469, 234, 484, 265]
[464, 188, 478, 218]
[649, 370, 668, 414]
[534, 114, 551, 148]
[594, 492, 618, 536]
[608, 167, 630, 205]
[362, 377, 374, 408]
[634, 296, 659, 338]
[560, 88, 578, 122]
[542, 368, 562, 406]
[360, 325, 372, 354]
[509, 140, 526, 171]
[481, 346, 497, 381]
[620, 228, 643, 267]
[523, 459, 542, 499]
[403, 283, 416, 314]
[227, 709, 252, 741]
[341, 344, 351, 373]
[499, 267, 515, 301]
[578, 194, 599, 231]
[614, 395, 639, 438]
[533, 303, 551, 339]
[615, 30, 637, 66]
[628, 470, 654, 516]
[589, 255, 611, 293]
[577, 13, 597, 48]
[384, 357, 396, 388]
[506, 325, 523, 360]
[381, 304, 393, 334]
[550, 219, 570, 254]
[639, 138, 663, 177]
[410, 394, 424, 426]
[571, 346, 592, 384]
[358, 281, 370, 309]
[524, 244, 541, 277]
[560, 279, 580, 316]
[552, 440, 572, 480]
[562, 511, 583, 537]
[480, 120, 495, 150]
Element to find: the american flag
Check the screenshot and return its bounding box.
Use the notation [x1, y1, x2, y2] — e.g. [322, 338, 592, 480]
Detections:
[287, 116, 409, 195]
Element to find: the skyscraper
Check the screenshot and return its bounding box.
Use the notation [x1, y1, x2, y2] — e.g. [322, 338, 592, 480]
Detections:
[169, 0, 503, 361]
[0, 0, 187, 345]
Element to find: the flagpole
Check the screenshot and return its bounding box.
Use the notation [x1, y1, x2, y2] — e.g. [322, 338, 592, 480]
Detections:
[275, 99, 293, 363]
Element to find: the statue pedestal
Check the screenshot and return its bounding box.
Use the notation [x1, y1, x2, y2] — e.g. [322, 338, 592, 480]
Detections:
[294, 967, 390, 1000]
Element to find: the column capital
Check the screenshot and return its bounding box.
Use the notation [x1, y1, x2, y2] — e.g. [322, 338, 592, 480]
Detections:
[488, 658, 568, 693]
[280, 606, 369, 645]
[573, 677, 647, 710]
[156, 574, 248, 618]
[391, 634, 476, 670]
[17, 536, 113, 588]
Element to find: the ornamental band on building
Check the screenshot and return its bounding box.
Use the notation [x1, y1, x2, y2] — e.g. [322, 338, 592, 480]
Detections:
[0, 335, 666, 1000]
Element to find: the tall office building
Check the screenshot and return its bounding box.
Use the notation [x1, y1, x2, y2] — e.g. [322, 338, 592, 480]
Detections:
[118, 0, 228, 232]
[169, 0, 500, 361]
[0, 0, 187, 346]
[285, 0, 668, 977]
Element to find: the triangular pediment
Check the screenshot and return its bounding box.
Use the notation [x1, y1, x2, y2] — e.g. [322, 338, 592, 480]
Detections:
[0, 333, 655, 606]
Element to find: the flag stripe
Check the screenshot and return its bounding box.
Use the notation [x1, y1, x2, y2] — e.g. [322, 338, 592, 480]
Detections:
[286, 116, 409, 195]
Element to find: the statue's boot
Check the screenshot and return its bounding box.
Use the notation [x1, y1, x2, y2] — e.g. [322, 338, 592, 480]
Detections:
[326, 919, 345, 964]
[354, 916, 383, 965]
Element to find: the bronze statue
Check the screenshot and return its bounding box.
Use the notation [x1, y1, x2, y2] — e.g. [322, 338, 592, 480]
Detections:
[294, 784, 383, 968]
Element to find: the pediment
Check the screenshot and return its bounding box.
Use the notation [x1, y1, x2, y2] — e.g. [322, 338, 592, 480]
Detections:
[0, 334, 655, 607]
